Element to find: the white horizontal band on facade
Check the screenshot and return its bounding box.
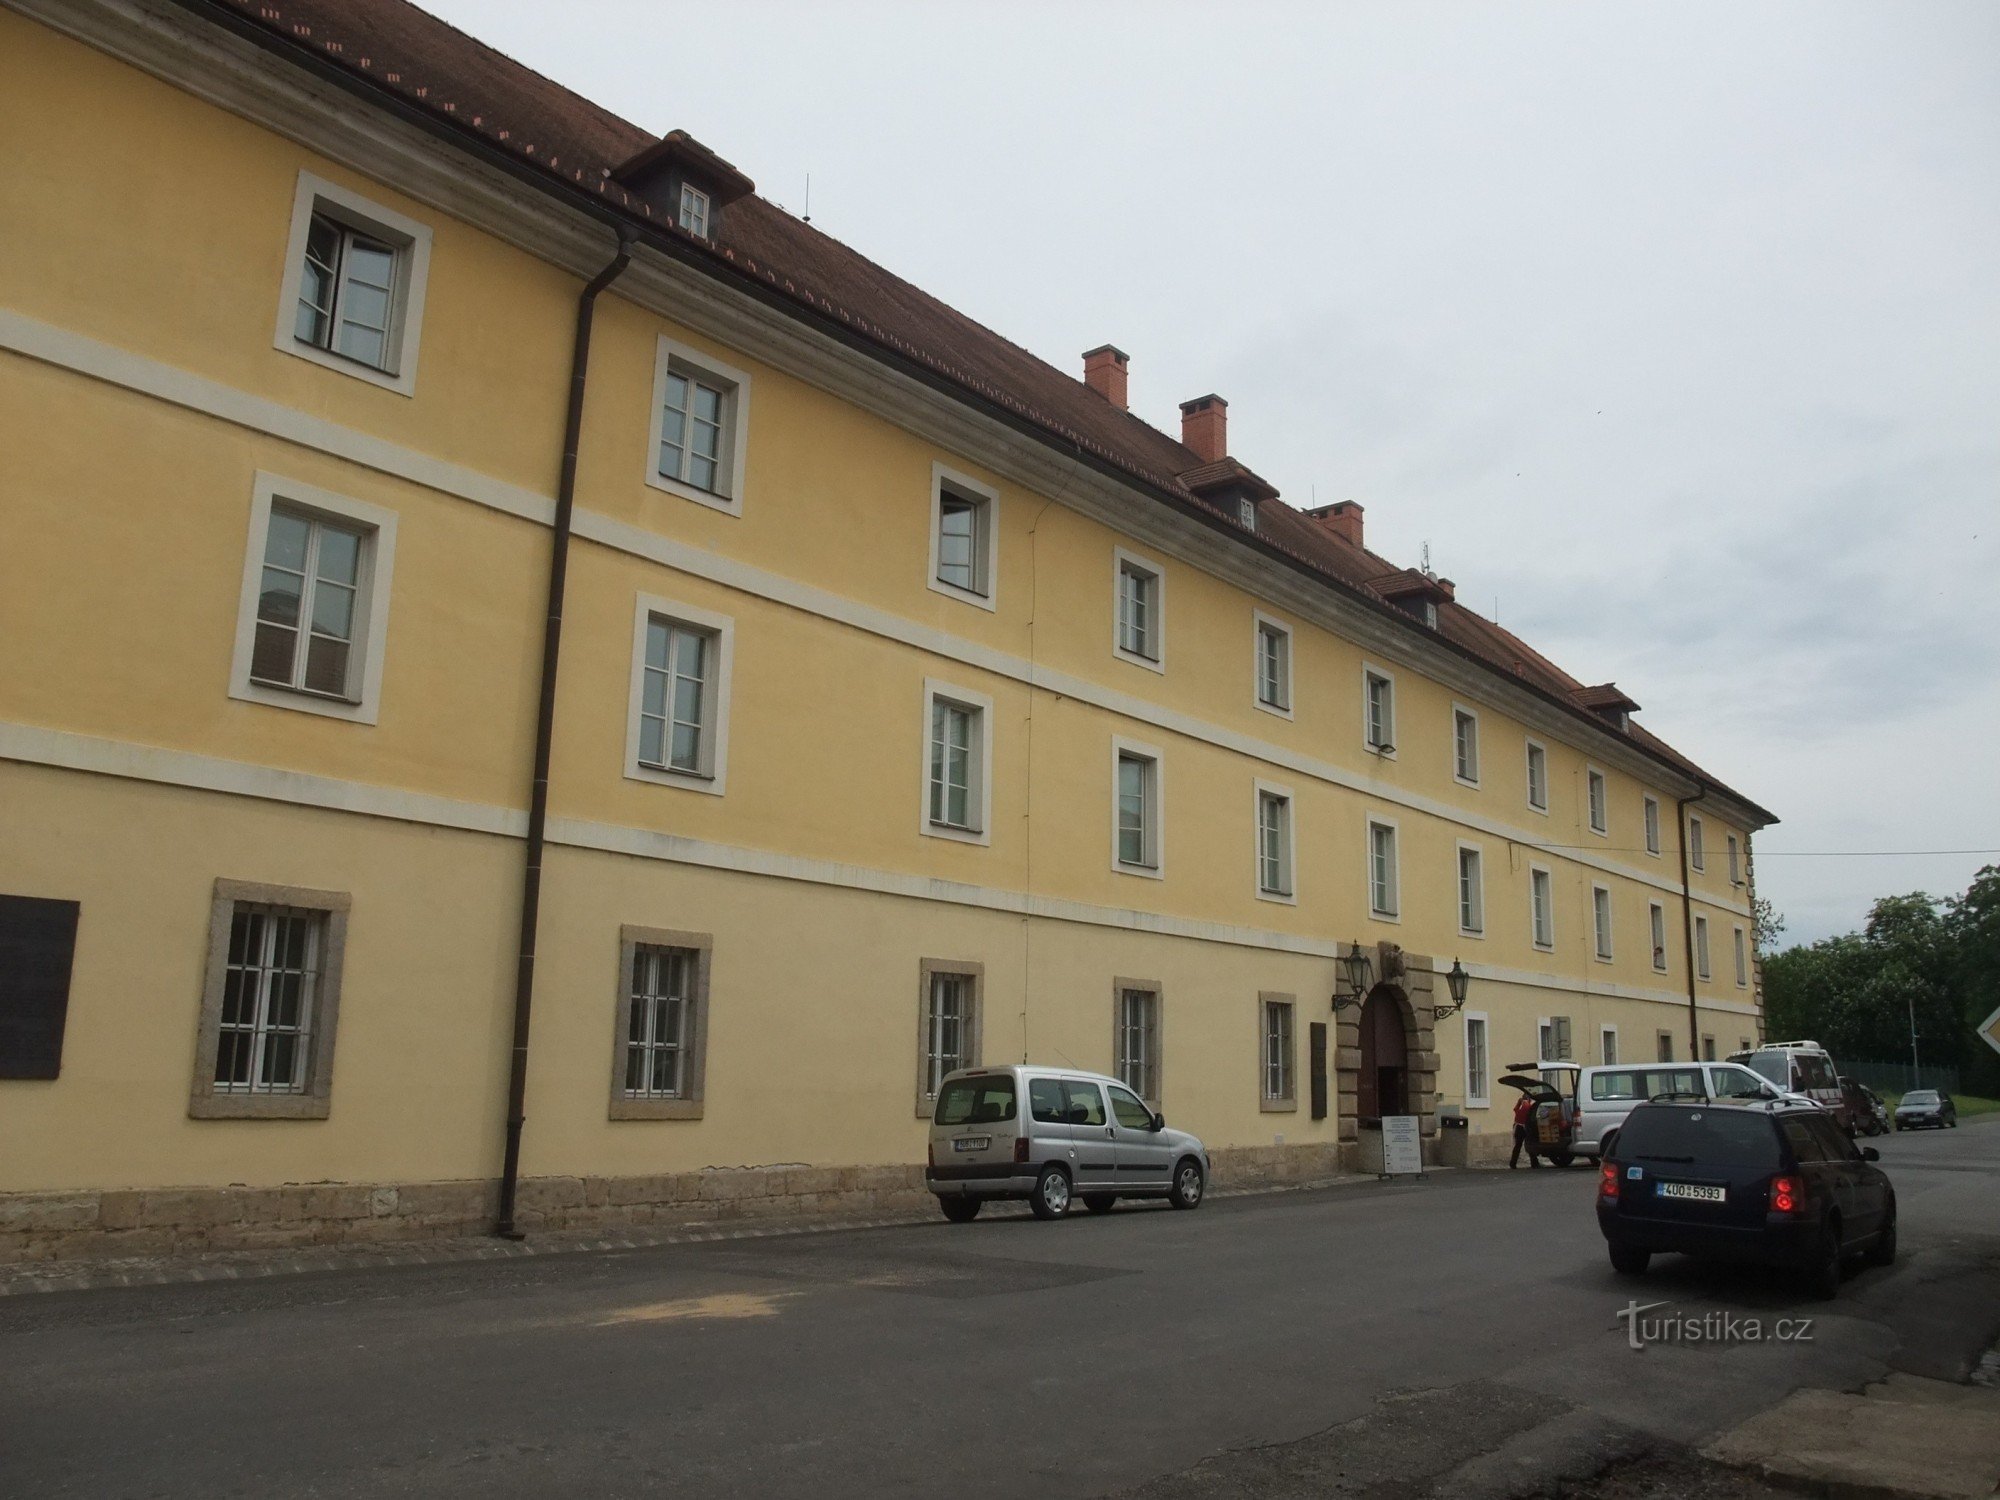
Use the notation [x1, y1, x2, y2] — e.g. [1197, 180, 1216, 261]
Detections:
[0, 720, 1753, 1016]
[0, 310, 1753, 923]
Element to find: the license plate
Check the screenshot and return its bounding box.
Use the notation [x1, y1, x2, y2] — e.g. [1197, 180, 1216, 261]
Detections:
[1656, 1181, 1725, 1203]
[952, 1137, 990, 1153]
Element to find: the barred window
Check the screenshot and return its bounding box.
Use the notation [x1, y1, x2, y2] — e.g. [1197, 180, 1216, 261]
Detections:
[916, 961, 983, 1113]
[624, 945, 695, 1100]
[214, 903, 324, 1095]
[1262, 999, 1295, 1106]
[1116, 984, 1161, 1103]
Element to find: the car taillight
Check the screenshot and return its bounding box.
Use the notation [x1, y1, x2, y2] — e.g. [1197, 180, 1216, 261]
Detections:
[1770, 1175, 1802, 1214]
[927, 1141, 936, 1169]
[1598, 1162, 1619, 1203]
[1014, 1136, 1030, 1164]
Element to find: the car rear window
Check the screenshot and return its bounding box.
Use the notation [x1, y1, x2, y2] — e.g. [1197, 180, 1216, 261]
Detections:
[1741, 1053, 1788, 1088]
[934, 1075, 1017, 1127]
[1614, 1107, 1780, 1168]
[1795, 1054, 1838, 1093]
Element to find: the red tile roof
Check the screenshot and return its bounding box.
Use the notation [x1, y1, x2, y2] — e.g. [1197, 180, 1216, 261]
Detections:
[191, 0, 1771, 825]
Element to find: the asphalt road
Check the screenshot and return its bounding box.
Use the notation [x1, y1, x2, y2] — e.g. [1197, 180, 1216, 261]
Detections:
[3, 1122, 1996, 1499]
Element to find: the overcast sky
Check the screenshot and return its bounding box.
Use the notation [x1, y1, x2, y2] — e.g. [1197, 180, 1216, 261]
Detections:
[427, 0, 1999, 946]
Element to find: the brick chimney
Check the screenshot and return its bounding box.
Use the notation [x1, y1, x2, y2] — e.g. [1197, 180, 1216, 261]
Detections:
[1082, 344, 1129, 409]
[1304, 500, 1365, 549]
[1179, 394, 1227, 463]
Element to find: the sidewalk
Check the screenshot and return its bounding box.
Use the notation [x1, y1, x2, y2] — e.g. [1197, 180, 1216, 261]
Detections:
[0, 1169, 1368, 1298]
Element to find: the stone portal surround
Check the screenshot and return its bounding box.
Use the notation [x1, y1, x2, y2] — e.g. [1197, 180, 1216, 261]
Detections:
[1333, 942, 1441, 1146]
[0, 1142, 1355, 1263]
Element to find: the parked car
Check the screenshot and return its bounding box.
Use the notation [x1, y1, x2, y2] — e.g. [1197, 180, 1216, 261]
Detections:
[1596, 1099, 1896, 1299]
[1573, 1061, 1783, 1162]
[1841, 1078, 1890, 1137]
[1729, 1040, 1847, 1121]
[1498, 1067, 1581, 1166]
[925, 1066, 1210, 1222]
[1893, 1090, 1958, 1130]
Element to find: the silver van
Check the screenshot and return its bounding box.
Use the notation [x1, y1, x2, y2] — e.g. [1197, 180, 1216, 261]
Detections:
[1574, 1061, 1781, 1160]
[925, 1065, 1211, 1222]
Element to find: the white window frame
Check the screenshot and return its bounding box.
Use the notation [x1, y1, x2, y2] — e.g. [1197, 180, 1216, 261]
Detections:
[1360, 662, 1398, 756]
[1733, 924, 1749, 987]
[1451, 703, 1481, 787]
[228, 472, 397, 725]
[1643, 794, 1662, 857]
[1111, 547, 1166, 672]
[1600, 1024, 1619, 1065]
[1530, 863, 1555, 950]
[624, 593, 734, 795]
[1252, 611, 1294, 719]
[919, 678, 994, 846]
[1366, 815, 1401, 921]
[1539, 1015, 1573, 1064]
[646, 334, 753, 515]
[678, 183, 712, 237]
[1688, 814, 1706, 871]
[1650, 899, 1669, 972]
[1586, 766, 1609, 836]
[1695, 915, 1712, 980]
[1525, 738, 1549, 814]
[1728, 834, 1743, 887]
[1253, 780, 1297, 904]
[1463, 1010, 1490, 1109]
[1260, 994, 1297, 1110]
[273, 172, 433, 396]
[927, 462, 999, 611]
[1592, 882, 1614, 963]
[916, 958, 983, 1116]
[1455, 840, 1485, 937]
[1110, 735, 1165, 878]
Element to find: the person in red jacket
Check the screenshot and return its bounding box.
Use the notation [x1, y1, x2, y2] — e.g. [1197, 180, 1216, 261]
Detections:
[1510, 1090, 1541, 1169]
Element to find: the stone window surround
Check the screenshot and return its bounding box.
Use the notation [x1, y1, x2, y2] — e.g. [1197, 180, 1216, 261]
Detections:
[915, 957, 983, 1118]
[607, 924, 712, 1121]
[189, 877, 350, 1120]
[1259, 990, 1297, 1112]
[1112, 975, 1165, 1108]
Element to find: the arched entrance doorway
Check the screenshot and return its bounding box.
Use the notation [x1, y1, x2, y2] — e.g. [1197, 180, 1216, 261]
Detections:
[1357, 986, 1410, 1120]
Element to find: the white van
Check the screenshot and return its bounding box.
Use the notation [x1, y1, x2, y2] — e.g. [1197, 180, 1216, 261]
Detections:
[1574, 1061, 1782, 1159]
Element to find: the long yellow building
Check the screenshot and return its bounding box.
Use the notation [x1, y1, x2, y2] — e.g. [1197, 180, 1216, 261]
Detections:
[0, 0, 1775, 1257]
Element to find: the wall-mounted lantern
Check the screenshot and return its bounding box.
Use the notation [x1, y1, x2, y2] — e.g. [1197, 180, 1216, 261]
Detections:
[1334, 941, 1374, 1011]
[1434, 958, 1471, 1020]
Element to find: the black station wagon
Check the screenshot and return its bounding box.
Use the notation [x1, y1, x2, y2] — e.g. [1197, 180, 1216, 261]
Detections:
[1595, 1099, 1895, 1299]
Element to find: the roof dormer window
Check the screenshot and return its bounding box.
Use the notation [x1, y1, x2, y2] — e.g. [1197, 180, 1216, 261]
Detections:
[1237, 497, 1256, 530]
[678, 184, 711, 238]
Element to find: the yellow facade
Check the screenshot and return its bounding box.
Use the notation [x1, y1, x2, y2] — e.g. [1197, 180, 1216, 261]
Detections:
[0, 6, 1771, 1245]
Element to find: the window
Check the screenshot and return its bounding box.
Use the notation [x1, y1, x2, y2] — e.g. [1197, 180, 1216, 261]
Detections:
[230, 474, 397, 725]
[1255, 784, 1295, 900]
[1734, 925, 1748, 987]
[1530, 865, 1554, 948]
[609, 927, 711, 1119]
[1526, 739, 1549, 812]
[1728, 834, 1742, 886]
[1115, 982, 1162, 1103]
[1695, 915, 1712, 979]
[915, 959, 983, 1114]
[626, 596, 733, 794]
[1539, 1016, 1572, 1063]
[1601, 1025, 1619, 1065]
[1457, 844, 1484, 935]
[1108, 1084, 1155, 1129]
[1587, 768, 1608, 835]
[1453, 706, 1480, 784]
[1702, 1035, 1717, 1062]
[274, 172, 432, 394]
[1363, 666, 1396, 753]
[678, 183, 711, 237]
[1688, 814, 1706, 871]
[1650, 901, 1669, 972]
[1592, 884, 1614, 961]
[190, 878, 349, 1119]
[1112, 739, 1163, 876]
[1657, 1031, 1675, 1062]
[1643, 795, 1661, 856]
[1367, 818, 1400, 919]
[1113, 548, 1165, 668]
[1236, 496, 1257, 529]
[1253, 613, 1292, 715]
[1261, 995, 1296, 1110]
[928, 464, 998, 608]
[648, 336, 752, 513]
[1464, 1012, 1490, 1108]
[921, 680, 993, 845]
